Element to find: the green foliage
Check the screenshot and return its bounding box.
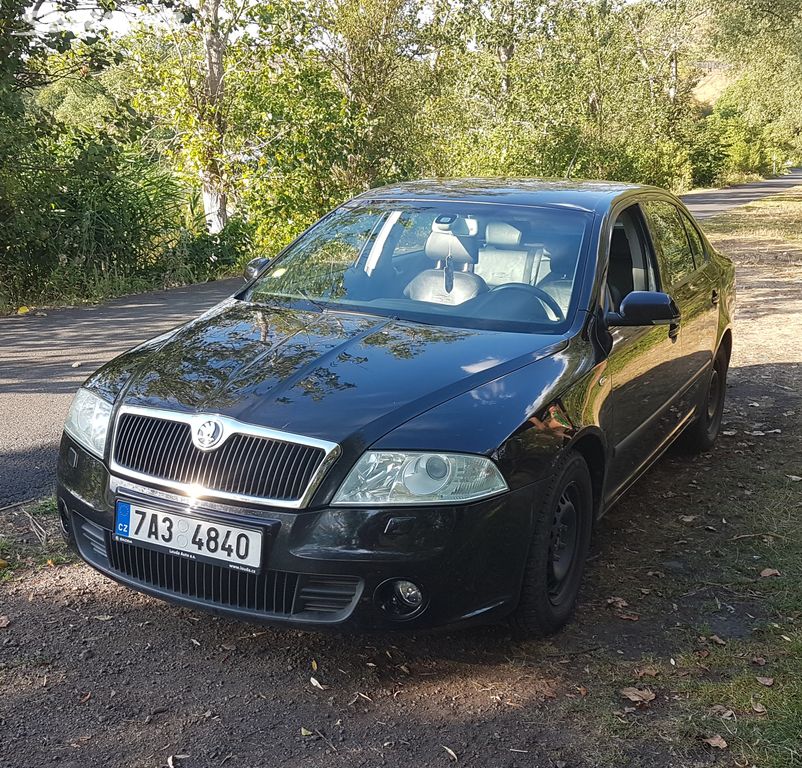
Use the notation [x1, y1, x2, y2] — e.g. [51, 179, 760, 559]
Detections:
[3, 0, 802, 310]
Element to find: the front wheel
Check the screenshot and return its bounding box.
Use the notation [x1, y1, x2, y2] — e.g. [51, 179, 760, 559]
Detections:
[511, 451, 593, 637]
[681, 344, 729, 453]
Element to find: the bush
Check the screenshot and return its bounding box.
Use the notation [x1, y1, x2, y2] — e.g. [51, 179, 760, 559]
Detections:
[0, 116, 251, 310]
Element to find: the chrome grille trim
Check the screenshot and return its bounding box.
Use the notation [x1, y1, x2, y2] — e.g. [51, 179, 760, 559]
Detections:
[109, 405, 341, 509]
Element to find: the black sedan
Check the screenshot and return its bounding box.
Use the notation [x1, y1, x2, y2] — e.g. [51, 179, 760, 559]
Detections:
[57, 179, 735, 635]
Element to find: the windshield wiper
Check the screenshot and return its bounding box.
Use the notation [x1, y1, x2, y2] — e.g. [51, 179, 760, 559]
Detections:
[297, 289, 327, 313]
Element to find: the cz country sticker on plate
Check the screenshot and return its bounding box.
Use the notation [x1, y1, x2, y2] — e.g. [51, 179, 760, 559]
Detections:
[114, 500, 262, 573]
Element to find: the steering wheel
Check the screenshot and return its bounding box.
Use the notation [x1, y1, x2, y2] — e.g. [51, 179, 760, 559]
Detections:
[490, 284, 566, 322]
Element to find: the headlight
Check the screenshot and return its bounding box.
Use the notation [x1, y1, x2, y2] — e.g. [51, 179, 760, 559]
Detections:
[332, 451, 508, 505]
[63, 388, 113, 458]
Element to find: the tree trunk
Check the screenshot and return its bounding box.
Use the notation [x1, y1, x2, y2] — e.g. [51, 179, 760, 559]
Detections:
[200, 0, 228, 233]
[201, 175, 228, 234]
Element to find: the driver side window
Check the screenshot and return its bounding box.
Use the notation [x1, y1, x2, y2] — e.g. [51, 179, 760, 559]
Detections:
[606, 205, 658, 311]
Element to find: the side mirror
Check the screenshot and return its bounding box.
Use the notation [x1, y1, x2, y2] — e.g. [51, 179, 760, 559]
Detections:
[244, 257, 270, 282]
[607, 291, 680, 327]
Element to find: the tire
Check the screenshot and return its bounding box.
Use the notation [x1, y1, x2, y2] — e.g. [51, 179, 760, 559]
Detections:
[681, 344, 729, 453]
[510, 451, 594, 637]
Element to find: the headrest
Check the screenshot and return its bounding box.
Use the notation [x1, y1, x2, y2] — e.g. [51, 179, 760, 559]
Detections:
[545, 237, 582, 277]
[424, 230, 478, 265]
[485, 221, 522, 248]
[431, 214, 478, 236]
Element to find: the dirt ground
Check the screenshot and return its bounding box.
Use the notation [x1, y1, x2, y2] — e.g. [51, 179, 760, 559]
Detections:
[1, 258, 801, 768]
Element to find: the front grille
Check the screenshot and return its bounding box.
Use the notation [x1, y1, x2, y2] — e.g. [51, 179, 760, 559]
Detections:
[102, 534, 362, 620]
[112, 412, 326, 503]
[295, 575, 365, 614]
[107, 535, 299, 614]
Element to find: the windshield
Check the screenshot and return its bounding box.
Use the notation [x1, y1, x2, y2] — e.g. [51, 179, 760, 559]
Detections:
[244, 200, 591, 333]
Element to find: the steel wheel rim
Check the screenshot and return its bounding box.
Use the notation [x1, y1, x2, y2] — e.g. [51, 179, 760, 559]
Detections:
[706, 367, 721, 422]
[547, 482, 581, 604]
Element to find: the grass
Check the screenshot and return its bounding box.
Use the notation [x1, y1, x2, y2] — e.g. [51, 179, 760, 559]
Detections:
[702, 187, 802, 264]
[563, 465, 802, 767]
[673, 470, 802, 766]
[0, 497, 75, 580]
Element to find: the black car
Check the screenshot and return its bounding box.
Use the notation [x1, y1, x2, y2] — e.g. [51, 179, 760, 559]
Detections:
[57, 179, 735, 636]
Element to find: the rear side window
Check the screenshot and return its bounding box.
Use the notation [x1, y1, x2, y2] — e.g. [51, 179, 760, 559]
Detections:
[680, 211, 706, 264]
[642, 201, 696, 285]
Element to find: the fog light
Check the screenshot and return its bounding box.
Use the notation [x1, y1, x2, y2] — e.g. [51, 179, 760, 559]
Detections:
[375, 578, 427, 619]
[394, 580, 423, 608]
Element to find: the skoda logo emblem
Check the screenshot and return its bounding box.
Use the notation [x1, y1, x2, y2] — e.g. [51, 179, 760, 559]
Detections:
[193, 418, 224, 450]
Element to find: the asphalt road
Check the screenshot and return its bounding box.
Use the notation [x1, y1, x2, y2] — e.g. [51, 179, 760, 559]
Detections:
[1, 279, 241, 505]
[681, 167, 802, 219]
[2, 171, 800, 505]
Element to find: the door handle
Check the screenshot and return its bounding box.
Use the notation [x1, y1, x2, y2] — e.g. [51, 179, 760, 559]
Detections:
[711, 289, 720, 306]
[668, 322, 680, 340]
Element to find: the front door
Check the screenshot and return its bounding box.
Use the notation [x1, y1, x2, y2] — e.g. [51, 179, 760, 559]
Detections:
[602, 203, 686, 500]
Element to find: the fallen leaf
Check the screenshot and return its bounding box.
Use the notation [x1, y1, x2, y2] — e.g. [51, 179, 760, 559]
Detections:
[786, 475, 802, 482]
[646, 570, 665, 578]
[0, 615, 9, 629]
[760, 568, 781, 578]
[80, 692, 91, 703]
[93, 615, 113, 622]
[300, 727, 313, 737]
[190, 638, 201, 647]
[17, 306, 30, 315]
[756, 676, 774, 687]
[722, 430, 737, 436]
[709, 704, 735, 719]
[0, 559, 8, 570]
[577, 685, 589, 696]
[617, 612, 640, 621]
[702, 734, 728, 749]
[751, 700, 767, 715]
[310, 676, 329, 691]
[311, 659, 318, 672]
[679, 515, 697, 523]
[709, 634, 726, 646]
[751, 656, 767, 666]
[442, 745, 458, 762]
[635, 665, 660, 678]
[606, 596, 629, 609]
[71, 361, 82, 368]
[620, 687, 655, 704]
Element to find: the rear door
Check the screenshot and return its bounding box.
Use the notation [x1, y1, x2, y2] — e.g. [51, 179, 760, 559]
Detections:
[641, 200, 718, 410]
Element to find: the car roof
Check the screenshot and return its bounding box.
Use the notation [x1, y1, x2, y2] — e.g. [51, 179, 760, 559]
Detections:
[352, 178, 665, 214]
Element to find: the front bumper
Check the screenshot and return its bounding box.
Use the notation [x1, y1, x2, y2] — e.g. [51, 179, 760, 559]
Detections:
[57, 435, 540, 630]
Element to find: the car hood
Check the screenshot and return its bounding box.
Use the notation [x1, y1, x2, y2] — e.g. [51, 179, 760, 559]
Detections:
[112, 300, 567, 447]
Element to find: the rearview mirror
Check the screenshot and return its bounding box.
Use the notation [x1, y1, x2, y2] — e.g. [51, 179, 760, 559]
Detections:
[606, 291, 680, 327]
[243, 257, 270, 281]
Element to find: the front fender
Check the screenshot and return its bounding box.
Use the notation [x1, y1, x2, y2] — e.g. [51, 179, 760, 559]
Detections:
[371, 339, 607, 490]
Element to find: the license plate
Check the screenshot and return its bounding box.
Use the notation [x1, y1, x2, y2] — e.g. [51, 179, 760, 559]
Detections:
[114, 500, 263, 573]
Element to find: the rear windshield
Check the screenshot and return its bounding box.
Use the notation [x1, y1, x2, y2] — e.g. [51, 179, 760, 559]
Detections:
[244, 200, 591, 333]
